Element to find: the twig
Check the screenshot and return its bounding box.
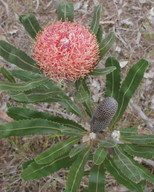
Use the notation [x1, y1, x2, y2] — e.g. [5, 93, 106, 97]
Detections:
[130, 100, 154, 133]
[0, 0, 9, 16]
[28, 104, 80, 122]
[134, 157, 154, 167]
[0, 110, 14, 122]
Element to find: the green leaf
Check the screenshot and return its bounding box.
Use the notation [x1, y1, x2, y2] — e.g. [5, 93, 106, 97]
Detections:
[75, 78, 92, 117]
[0, 76, 48, 92]
[57, 2, 74, 22]
[88, 164, 105, 192]
[69, 142, 88, 158]
[0, 40, 40, 73]
[0, 118, 83, 138]
[0, 67, 16, 83]
[12, 69, 41, 81]
[105, 57, 121, 99]
[7, 107, 85, 132]
[90, 5, 102, 34]
[132, 157, 154, 184]
[104, 156, 145, 192]
[93, 146, 107, 165]
[99, 32, 115, 59]
[64, 147, 90, 192]
[19, 14, 42, 39]
[123, 144, 154, 159]
[120, 134, 154, 146]
[120, 128, 138, 137]
[22, 160, 34, 169]
[99, 139, 117, 148]
[113, 146, 142, 183]
[112, 59, 149, 125]
[35, 137, 80, 164]
[89, 66, 116, 76]
[96, 25, 103, 44]
[22, 154, 75, 181]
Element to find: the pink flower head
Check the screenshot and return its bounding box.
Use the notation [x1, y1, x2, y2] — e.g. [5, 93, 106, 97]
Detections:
[33, 21, 99, 81]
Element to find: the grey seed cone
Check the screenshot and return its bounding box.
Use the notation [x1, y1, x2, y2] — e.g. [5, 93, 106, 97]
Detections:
[90, 97, 118, 133]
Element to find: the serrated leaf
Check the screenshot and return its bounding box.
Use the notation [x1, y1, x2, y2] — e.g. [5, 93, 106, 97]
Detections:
[22, 154, 75, 181]
[35, 137, 80, 164]
[19, 14, 42, 39]
[69, 142, 88, 158]
[112, 59, 149, 125]
[99, 139, 117, 148]
[113, 146, 142, 183]
[96, 25, 103, 44]
[120, 134, 154, 145]
[64, 147, 90, 192]
[90, 5, 102, 34]
[22, 160, 34, 169]
[9, 81, 83, 117]
[0, 67, 16, 83]
[7, 107, 85, 132]
[104, 156, 145, 192]
[123, 144, 154, 159]
[89, 66, 116, 76]
[99, 32, 115, 59]
[0, 76, 48, 92]
[57, 2, 74, 22]
[75, 78, 92, 117]
[88, 164, 105, 192]
[0, 118, 83, 138]
[0, 40, 40, 73]
[105, 57, 121, 99]
[93, 146, 107, 165]
[12, 69, 41, 81]
[132, 157, 154, 184]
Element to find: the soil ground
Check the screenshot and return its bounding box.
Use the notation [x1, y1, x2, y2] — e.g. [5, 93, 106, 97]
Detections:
[0, 0, 154, 191]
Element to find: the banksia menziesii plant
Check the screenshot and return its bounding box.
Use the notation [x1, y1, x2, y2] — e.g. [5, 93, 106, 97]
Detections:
[91, 97, 118, 133]
[0, 2, 152, 192]
[33, 21, 99, 81]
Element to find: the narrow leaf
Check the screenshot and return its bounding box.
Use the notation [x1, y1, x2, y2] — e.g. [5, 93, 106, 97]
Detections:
[90, 5, 102, 34]
[35, 137, 80, 164]
[22, 154, 75, 181]
[0, 77, 49, 92]
[99, 139, 117, 148]
[88, 164, 105, 192]
[112, 59, 149, 125]
[0, 40, 40, 73]
[57, 2, 74, 22]
[99, 32, 115, 59]
[123, 144, 154, 159]
[69, 142, 88, 158]
[113, 146, 142, 183]
[89, 66, 116, 76]
[75, 78, 92, 117]
[22, 160, 34, 169]
[0, 118, 83, 138]
[64, 147, 90, 192]
[0, 67, 16, 83]
[133, 157, 154, 184]
[104, 156, 145, 192]
[7, 107, 85, 132]
[12, 69, 41, 81]
[105, 57, 121, 99]
[96, 25, 103, 44]
[93, 146, 107, 165]
[19, 14, 42, 39]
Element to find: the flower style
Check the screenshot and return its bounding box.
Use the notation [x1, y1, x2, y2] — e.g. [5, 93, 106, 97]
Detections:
[33, 21, 99, 81]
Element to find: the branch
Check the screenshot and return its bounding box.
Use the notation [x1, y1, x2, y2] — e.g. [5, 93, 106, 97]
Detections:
[130, 100, 154, 133]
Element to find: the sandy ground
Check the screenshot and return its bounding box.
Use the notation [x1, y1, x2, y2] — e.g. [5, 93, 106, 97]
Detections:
[0, 0, 154, 191]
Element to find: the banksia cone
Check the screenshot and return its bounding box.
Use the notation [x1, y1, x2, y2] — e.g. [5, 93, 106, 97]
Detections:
[91, 97, 118, 133]
[33, 21, 99, 81]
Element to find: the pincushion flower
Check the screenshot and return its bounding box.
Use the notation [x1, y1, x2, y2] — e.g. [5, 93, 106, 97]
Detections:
[33, 21, 99, 81]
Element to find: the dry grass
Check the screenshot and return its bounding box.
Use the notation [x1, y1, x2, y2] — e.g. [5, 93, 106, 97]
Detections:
[0, 0, 154, 191]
